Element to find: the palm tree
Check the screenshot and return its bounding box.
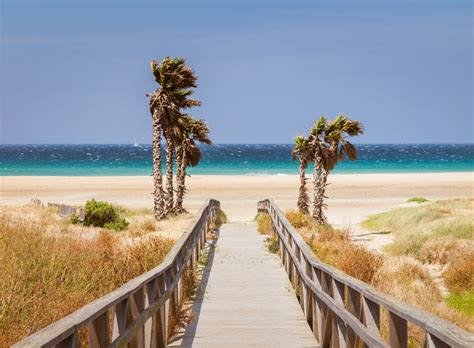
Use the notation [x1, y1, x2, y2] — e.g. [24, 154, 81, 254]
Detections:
[311, 114, 364, 224]
[309, 116, 329, 223]
[148, 57, 201, 219]
[292, 135, 311, 214]
[174, 115, 212, 213]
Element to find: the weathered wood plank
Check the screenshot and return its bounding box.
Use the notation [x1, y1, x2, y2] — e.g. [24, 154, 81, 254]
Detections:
[169, 222, 317, 347]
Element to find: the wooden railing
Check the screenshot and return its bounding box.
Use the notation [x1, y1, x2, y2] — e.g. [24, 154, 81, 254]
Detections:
[14, 199, 220, 348]
[257, 199, 474, 348]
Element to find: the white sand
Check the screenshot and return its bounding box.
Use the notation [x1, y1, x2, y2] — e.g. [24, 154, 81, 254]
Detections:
[1, 173, 472, 250]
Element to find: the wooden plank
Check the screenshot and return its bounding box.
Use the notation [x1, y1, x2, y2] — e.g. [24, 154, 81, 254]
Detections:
[169, 222, 317, 347]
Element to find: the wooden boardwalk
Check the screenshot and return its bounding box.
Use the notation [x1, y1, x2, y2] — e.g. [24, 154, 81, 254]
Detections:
[170, 221, 317, 348]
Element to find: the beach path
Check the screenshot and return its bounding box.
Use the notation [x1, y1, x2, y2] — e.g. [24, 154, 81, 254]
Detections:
[169, 221, 317, 348]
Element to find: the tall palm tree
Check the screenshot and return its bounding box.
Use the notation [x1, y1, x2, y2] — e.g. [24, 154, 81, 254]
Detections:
[312, 114, 364, 224]
[148, 57, 201, 219]
[309, 116, 329, 223]
[174, 115, 212, 213]
[292, 135, 311, 215]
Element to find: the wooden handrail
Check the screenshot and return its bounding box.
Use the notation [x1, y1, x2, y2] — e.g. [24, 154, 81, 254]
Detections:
[14, 199, 220, 348]
[257, 198, 474, 348]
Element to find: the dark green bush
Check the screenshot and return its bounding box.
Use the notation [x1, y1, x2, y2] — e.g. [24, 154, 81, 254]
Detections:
[84, 199, 117, 227]
[83, 199, 128, 231]
[104, 218, 129, 231]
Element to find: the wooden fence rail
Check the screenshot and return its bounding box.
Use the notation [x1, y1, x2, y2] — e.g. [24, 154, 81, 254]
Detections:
[257, 199, 474, 348]
[14, 199, 220, 348]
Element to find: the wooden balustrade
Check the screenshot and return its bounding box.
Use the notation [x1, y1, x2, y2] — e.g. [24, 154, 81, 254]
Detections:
[14, 199, 220, 348]
[257, 199, 474, 348]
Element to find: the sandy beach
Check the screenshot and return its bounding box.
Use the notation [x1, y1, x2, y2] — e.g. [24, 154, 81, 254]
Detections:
[2, 173, 472, 244]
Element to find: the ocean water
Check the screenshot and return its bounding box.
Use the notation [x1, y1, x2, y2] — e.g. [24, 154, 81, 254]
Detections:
[0, 144, 473, 176]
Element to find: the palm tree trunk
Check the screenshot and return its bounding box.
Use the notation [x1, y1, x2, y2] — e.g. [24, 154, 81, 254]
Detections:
[312, 147, 327, 224]
[152, 112, 164, 220]
[174, 144, 187, 213]
[297, 159, 310, 215]
[164, 130, 174, 216]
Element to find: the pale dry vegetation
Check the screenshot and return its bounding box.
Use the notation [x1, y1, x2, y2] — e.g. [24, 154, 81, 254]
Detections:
[257, 206, 474, 333]
[362, 199, 474, 322]
[0, 203, 195, 346]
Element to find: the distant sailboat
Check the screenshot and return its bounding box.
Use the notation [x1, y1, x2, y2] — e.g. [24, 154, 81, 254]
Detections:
[133, 138, 139, 147]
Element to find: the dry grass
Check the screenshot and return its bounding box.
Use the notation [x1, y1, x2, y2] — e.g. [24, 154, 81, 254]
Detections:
[277, 208, 474, 333]
[444, 255, 474, 295]
[256, 214, 272, 234]
[362, 198, 474, 325]
[0, 204, 180, 346]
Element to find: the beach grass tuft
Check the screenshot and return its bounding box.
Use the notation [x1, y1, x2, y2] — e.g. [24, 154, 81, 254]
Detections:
[407, 197, 430, 203]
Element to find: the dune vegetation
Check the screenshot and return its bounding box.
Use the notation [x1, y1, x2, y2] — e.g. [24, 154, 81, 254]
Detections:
[0, 203, 194, 346]
[362, 199, 473, 322]
[257, 207, 473, 335]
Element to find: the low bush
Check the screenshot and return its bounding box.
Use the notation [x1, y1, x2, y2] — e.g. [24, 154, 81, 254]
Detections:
[256, 214, 272, 234]
[70, 213, 80, 225]
[84, 199, 118, 227]
[104, 217, 129, 231]
[266, 235, 279, 254]
[83, 199, 129, 231]
[210, 210, 228, 230]
[284, 210, 313, 229]
[407, 197, 429, 204]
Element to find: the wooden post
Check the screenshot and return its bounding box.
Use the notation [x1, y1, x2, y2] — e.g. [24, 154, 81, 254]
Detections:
[423, 332, 450, 348]
[57, 331, 81, 348]
[88, 311, 109, 347]
[129, 288, 145, 348]
[156, 274, 168, 348]
[112, 298, 129, 340]
[389, 311, 407, 348]
[362, 297, 381, 338]
[346, 287, 362, 348]
[331, 280, 346, 348]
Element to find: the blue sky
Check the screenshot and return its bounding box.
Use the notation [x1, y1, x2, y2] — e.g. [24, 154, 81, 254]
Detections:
[1, 0, 472, 144]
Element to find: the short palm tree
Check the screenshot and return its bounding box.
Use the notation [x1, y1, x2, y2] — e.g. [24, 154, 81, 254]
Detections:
[292, 135, 311, 214]
[174, 115, 211, 213]
[148, 57, 201, 219]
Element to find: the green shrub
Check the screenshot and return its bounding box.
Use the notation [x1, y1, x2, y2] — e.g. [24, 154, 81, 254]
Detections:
[104, 217, 129, 231]
[212, 210, 228, 229]
[407, 197, 429, 204]
[266, 235, 279, 254]
[70, 213, 80, 225]
[83, 199, 129, 231]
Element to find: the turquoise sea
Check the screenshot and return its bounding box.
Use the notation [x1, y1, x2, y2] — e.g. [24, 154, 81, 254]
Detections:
[0, 144, 473, 176]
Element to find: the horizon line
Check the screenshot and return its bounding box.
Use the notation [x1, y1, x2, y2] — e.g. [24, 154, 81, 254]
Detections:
[0, 142, 473, 146]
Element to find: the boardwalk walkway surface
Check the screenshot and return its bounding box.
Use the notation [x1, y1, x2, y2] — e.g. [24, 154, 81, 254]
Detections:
[170, 221, 317, 348]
